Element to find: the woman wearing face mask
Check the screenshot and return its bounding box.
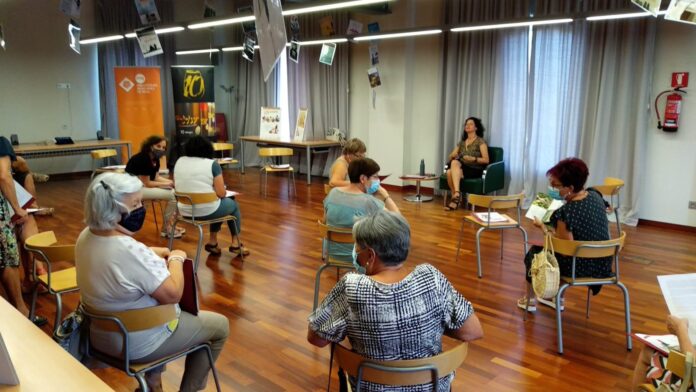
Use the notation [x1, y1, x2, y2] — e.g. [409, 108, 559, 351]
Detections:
[328, 138, 367, 189]
[518, 157, 612, 312]
[324, 157, 399, 261]
[444, 117, 489, 211]
[75, 172, 229, 392]
[308, 210, 483, 392]
[125, 135, 184, 238]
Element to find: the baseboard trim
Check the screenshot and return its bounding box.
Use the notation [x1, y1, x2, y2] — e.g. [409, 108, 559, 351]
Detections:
[638, 219, 696, 233]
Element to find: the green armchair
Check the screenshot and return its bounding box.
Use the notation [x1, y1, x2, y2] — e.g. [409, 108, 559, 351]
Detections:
[439, 146, 505, 207]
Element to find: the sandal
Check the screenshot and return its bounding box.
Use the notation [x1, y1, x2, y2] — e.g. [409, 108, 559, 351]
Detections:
[445, 192, 461, 211]
[31, 315, 48, 327]
[229, 244, 250, 257]
[204, 243, 222, 255]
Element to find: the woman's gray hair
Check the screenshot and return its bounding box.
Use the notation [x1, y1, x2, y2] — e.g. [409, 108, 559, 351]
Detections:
[84, 172, 142, 230]
[353, 210, 410, 266]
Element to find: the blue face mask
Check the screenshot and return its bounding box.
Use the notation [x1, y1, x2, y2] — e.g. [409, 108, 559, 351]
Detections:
[366, 178, 380, 194]
[547, 186, 562, 200]
[351, 245, 366, 274]
[119, 206, 146, 233]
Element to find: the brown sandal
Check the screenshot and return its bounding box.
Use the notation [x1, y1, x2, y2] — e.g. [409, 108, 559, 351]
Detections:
[445, 192, 461, 211]
[204, 243, 222, 255]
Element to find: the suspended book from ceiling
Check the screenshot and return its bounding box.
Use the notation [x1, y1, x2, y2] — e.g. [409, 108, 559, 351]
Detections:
[59, 0, 80, 19]
[631, 0, 662, 15]
[68, 19, 81, 54]
[319, 43, 336, 66]
[134, 0, 161, 25]
[665, 0, 696, 25]
[135, 26, 163, 58]
[289, 40, 300, 63]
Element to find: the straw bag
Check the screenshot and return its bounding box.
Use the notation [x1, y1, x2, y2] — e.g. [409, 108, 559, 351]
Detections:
[529, 234, 560, 299]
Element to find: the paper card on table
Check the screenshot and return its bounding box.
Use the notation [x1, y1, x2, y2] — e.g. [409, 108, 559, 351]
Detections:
[294, 108, 308, 141]
[474, 212, 509, 223]
[259, 107, 281, 140]
[657, 273, 696, 342]
[525, 193, 563, 223]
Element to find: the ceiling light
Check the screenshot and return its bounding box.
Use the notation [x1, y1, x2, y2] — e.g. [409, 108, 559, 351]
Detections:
[451, 18, 573, 32]
[283, 0, 393, 16]
[221, 45, 261, 52]
[79, 35, 124, 44]
[176, 48, 220, 55]
[188, 15, 255, 30]
[124, 26, 185, 38]
[299, 38, 349, 45]
[586, 10, 667, 21]
[353, 29, 442, 41]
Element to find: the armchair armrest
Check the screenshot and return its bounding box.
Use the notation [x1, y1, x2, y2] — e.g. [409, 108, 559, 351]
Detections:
[482, 160, 505, 193]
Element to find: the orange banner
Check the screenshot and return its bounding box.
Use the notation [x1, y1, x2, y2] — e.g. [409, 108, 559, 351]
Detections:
[114, 67, 164, 161]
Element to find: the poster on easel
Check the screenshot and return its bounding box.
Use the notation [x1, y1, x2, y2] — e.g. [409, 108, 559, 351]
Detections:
[259, 107, 281, 140]
[294, 108, 308, 141]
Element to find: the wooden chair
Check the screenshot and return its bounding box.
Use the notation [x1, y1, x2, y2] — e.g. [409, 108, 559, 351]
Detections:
[333, 341, 468, 392]
[526, 232, 631, 354]
[457, 193, 528, 278]
[24, 231, 78, 336]
[90, 149, 122, 179]
[168, 192, 244, 271]
[591, 177, 624, 237]
[259, 147, 296, 197]
[639, 350, 694, 391]
[314, 221, 355, 310]
[324, 184, 331, 195]
[213, 142, 240, 173]
[82, 304, 221, 392]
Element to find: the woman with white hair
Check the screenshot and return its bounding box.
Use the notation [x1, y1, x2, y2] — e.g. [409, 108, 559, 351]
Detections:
[76, 172, 229, 392]
[308, 210, 483, 392]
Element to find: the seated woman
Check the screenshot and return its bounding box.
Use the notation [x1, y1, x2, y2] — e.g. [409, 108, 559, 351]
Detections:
[329, 138, 367, 188]
[444, 117, 489, 211]
[174, 135, 249, 257]
[308, 210, 483, 392]
[633, 315, 695, 391]
[125, 135, 184, 238]
[518, 157, 611, 311]
[76, 172, 229, 392]
[324, 157, 399, 261]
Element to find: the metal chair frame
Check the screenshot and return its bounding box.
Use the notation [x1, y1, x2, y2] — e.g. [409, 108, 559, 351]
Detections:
[259, 147, 296, 198]
[90, 149, 120, 179]
[592, 177, 624, 238]
[314, 222, 355, 311]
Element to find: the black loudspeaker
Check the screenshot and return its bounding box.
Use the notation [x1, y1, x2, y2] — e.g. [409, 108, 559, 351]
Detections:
[10, 134, 18, 146]
[96, 130, 104, 140]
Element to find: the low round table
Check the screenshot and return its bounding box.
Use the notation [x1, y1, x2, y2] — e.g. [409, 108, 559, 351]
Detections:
[399, 174, 440, 202]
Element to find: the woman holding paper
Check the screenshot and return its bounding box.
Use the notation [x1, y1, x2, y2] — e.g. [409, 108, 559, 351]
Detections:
[632, 315, 695, 391]
[444, 117, 489, 211]
[76, 172, 229, 392]
[328, 138, 367, 188]
[174, 135, 250, 257]
[518, 158, 611, 312]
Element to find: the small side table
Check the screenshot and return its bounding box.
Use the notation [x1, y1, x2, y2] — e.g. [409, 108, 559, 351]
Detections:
[399, 175, 440, 202]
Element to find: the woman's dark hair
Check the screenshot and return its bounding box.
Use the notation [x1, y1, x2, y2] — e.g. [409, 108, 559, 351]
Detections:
[546, 157, 589, 191]
[461, 117, 485, 140]
[348, 158, 380, 183]
[140, 135, 167, 154]
[184, 135, 214, 159]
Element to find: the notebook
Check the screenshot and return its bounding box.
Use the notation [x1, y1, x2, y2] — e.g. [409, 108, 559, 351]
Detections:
[179, 258, 199, 316]
[0, 333, 19, 386]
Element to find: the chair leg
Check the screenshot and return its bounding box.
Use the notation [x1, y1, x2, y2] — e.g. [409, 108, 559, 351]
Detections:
[151, 201, 160, 234]
[500, 230, 504, 261]
[194, 224, 204, 272]
[233, 219, 244, 263]
[556, 284, 570, 354]
[519, 227, 529, 254]
[455, 218, 466, 263]
[203, 345, 222, 392]
[585, 287, 591, 318]
[135, 373, 149, 392]
[259, 169, 263, 195]
[475, 227, 485, 278]
[615, 209, 622, 238]
[313, 264, 332, 311]
[53, 292, 63, 336]
[291, 170, 296, 197]
[523, 284, 534, 321]
[29, 282, 39, 320]
[264, 171, 268, 198]
[167, 221, 178, 250]
[617, 282, 633, 351]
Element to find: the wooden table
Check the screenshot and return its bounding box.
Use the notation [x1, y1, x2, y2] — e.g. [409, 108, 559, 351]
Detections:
[239, 136, 341, 185]
[0, 297, 113, 391]
[399, 175, 440, 202]
[14, 139, 132, 160]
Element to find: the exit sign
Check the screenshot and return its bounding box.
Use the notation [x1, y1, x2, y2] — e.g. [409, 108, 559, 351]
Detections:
[672, 72, 689, 88]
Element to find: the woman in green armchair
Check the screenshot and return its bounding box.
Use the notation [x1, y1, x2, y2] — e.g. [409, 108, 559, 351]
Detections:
[444, 117, 489, 211]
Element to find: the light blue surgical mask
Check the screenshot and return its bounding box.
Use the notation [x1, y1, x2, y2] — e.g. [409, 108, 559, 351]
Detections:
[366, 178, 380, 194]
[351, 244, 366, 274]
[547, 186, 562, 200]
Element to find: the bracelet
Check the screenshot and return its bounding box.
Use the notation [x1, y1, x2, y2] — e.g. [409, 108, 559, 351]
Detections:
[168, 255, 185, 264]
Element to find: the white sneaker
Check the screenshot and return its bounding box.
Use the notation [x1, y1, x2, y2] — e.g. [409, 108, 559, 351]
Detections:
[537, 297, 565, 311]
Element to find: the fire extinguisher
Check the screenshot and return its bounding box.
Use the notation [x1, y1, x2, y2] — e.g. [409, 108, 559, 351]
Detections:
[655, 87, 687, 132]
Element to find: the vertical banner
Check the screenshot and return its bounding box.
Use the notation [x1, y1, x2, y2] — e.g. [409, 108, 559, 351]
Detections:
[171, 66, 216, 157]
[114, 66, 164, 161]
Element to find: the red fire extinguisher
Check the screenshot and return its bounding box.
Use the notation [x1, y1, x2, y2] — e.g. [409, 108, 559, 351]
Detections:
[655, 88, 686, 132]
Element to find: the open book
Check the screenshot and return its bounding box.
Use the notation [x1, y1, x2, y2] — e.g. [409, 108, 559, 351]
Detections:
[632, 333, 680, 356]
[7, 180, 35, 222]
[658, 273, 696, 343]
[525, 193, 563, 223]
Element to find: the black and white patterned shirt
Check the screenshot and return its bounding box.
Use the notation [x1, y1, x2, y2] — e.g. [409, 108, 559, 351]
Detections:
[309, 264, 474, 392]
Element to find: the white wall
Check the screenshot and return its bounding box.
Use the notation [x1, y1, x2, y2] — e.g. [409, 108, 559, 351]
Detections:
[640, 20, 696, 227]
[0, 0, 99, 174]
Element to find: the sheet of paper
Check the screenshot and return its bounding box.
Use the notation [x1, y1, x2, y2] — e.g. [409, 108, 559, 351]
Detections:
[474, 212, 508, 223]
[634, 333, 680, 356]
[225, 190, 240, 198]
[658, 273, 696, 342]
[103, 164, 126, 170]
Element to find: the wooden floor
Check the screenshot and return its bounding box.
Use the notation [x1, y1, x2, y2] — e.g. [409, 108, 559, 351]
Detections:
[24, 169, 696, 391]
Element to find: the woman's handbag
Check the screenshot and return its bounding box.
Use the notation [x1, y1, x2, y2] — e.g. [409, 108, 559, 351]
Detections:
[529, 233, 560, 299]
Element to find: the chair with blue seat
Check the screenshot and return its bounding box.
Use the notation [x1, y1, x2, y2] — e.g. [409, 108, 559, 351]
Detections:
[440, 146, 505, 208]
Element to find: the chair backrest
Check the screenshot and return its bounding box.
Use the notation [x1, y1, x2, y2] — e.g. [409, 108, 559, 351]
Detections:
[592, 177, 625, 197]
[84, 304, 177, 333]
[467, 192, 524, 210]
[24, 231, 75, 263]
[318, 221, 354, 244]
[488, 146, 504, 164]
[551, 231, 626, 259]
[90, 149, 117, 160]
[174, 192, 219, 205]
[259, 147, 293, 157]
[212, 142, 233, 152]
[334, 342, 468, 387]
[666, 350, 694, 381]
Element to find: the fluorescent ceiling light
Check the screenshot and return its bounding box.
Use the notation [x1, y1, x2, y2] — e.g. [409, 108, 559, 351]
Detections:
[452, 18, 573, 32]
[188, 15, 255, 30]
[124, 26, 184, 38]
[353, 29, 442, 41]
[79, 35, 124, 44]
[176, 48, 220, 55]
[586, 10, 667, 21]
[283, 0, 393, 16]
[221, 45, 261, 52]
[299, 38, 349, 45]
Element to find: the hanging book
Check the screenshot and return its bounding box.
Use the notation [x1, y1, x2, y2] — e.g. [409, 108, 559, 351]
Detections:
[289, 40, 300, 63]
[368, 67, 381, 88]
[369, 44, 379, 65]
[242, 35, 255, 62]
[319, 16, 335, 36]
[631, 0, 662, 15]
[134, 0, 161, 25]
[665, 0, 696, 25]
[68, 19, 81, 54]
[347, 20, 363, 35]
[319, 43, 336, 65]
[59, 0, 81, 19]
[368, 22, 380, 33]
[135, 26, 163, 58]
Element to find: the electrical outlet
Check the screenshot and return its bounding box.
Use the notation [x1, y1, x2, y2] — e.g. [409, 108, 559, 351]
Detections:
[689, 201, 696, 210]
[57, 83, 70, 89]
